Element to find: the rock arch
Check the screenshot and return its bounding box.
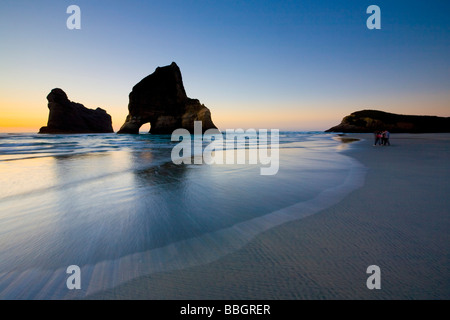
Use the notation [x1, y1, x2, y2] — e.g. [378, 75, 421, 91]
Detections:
[118, 62, 218, 135]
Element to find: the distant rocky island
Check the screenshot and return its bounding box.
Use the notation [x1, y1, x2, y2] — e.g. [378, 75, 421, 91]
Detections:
[118, 62, 217, 134]
[39, 88, 113, 134]
[326, 110, 450, 133]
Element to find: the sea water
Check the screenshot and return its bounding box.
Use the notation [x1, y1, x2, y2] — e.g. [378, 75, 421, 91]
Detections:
[0, 132, 366, 299]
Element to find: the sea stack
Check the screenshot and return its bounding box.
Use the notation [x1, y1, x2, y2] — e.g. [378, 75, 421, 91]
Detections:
[118, 62, 218, 134]
[326, 110, 450, 133]
[39, 88, 113, 134]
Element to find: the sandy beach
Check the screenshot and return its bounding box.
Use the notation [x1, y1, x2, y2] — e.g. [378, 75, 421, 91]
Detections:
[88, 133, 450, 300]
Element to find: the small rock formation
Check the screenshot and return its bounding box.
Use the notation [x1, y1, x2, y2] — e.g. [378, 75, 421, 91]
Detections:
[118, 62, 218, 134]
[326, 110, 450, 133]
[39, 88, 113, 134]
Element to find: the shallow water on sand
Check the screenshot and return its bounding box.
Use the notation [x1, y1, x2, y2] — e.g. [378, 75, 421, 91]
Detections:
[0, 132, 365, 299]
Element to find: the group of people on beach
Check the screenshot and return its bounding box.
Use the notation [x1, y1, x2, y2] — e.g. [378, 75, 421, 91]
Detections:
[374, 130, 390, 146]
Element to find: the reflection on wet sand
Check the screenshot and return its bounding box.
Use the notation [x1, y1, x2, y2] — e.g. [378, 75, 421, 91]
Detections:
[0, 133, 366, 299]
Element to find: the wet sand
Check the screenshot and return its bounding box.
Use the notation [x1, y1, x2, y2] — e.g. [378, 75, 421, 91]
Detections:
[88, 133, 450, 300]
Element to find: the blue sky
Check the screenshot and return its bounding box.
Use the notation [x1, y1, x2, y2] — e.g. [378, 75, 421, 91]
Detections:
[0, 0, 449, 131]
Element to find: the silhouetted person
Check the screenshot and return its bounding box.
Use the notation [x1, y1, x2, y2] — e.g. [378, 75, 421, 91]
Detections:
[383, 130, 390, 146]
[374, 131, 382, 146]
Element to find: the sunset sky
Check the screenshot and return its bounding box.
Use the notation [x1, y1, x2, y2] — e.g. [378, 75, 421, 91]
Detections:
[0, 0, 449, 132]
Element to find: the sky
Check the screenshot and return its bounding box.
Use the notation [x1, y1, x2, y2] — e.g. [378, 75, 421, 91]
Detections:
[0, 0, 449, 132]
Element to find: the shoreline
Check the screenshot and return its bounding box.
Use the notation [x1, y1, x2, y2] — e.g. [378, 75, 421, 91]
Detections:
[0, 132, 364, 299]
[87, 133, 450, 300]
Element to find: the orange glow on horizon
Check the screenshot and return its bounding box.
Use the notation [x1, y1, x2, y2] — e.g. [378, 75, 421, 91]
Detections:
[1, 92, 449, 133]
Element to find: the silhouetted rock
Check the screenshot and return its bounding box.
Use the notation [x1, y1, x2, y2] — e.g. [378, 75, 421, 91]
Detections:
[39, 88, 113, 134]
[326, 110, 450, 133]
[118, 62, 218, 134]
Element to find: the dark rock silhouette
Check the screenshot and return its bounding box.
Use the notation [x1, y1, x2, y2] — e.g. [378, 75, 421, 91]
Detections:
[326, 110, 450, 133]
[39, 88, 113, 134]
[118, 62, 218, 134]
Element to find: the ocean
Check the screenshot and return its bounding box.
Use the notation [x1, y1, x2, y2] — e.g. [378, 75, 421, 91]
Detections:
[0, 132, 366, 299]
